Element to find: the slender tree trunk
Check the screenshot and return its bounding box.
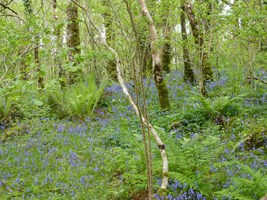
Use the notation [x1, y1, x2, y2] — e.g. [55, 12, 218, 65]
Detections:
[138, 0, 171, 110]
[52, 0, 64, 87]
[181, 5, 195, 84]
[66, 0, 81, 84]
[161, 25, 171, 74]
[161, 1, 172, 74]
[18, 47, 28, 81]
[124, 2, 153, 198]
[184, 1, 213, 96]
[22, 0, 44, 88]
[34, 36, 44, 88]
[65, 2, 169, 197]
[102, 0, 117, 81]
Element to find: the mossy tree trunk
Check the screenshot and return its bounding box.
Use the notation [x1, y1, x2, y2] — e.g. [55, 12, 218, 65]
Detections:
[52, 0, 64, 87]
[102, 0, 117, 81]
[34, 36, 44, 89]
[137, 19, 152, 78]
[138, 0, 171, 111]
[184, 1, 213, 96]
[161, 25, 171, 74]
[160, 1, 172, 74]
[181, 5, 195, 84]
[66, 0, 81, 85]
[22, 0, 44, 88]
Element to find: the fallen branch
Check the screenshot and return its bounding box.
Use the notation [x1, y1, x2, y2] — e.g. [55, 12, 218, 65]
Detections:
[253, 76, 267, 84]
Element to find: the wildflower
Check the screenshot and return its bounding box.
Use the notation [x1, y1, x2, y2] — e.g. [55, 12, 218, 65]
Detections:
[188, 188, 195, 195]
[210, 165, 218, 172]
[80, 176, 86, 185]
[0, 125, 5, 131]
[230, 134, 235, 140]
[227, 170, 234, 176]
[224, 148, 230, 154]
[93, 166, 99, 172]
[57, 125, 65, 132]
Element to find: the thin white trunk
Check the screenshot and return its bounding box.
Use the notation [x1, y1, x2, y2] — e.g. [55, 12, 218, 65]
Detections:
[70, 0, 168, 192]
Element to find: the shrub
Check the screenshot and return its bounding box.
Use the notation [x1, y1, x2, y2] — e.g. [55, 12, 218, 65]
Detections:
[46, 74, 106, 118]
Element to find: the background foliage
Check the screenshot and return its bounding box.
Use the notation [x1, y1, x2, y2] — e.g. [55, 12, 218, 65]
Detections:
[0, 0, 266, 199]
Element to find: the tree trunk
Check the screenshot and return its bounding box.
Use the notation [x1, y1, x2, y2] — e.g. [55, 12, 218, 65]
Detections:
[161, 29, 171, 74]
[102, 0, 117, 81]
[66, 0, 81, 84]
[181, 5, 195, 84]
[138, 0, 171, 111]
[161, 1, 172, 74]
[52, 0, 64, 87]
[34, 36, 44, 89]
[184, 1, 213, 96]
[22, 0, 44, 88]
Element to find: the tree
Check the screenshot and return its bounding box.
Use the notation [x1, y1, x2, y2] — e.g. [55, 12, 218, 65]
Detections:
[138, 0, 171, 110]
[102, 0, 117, 81]
[184, 0, 213, 96]
[66, 0, 81, 85]
[181, 4, 195, 84]
[22, 0, 44, 88]
[160, 0, 172, 74]
[52, 0, 64, 87]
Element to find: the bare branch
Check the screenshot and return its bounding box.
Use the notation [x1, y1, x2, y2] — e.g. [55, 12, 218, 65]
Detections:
[0, 52, 10, 82]
[19, 45, 44, 57]
[0, 2, 18, 15]
[252, 76, 267, 84]
[0, 14, 25, 22]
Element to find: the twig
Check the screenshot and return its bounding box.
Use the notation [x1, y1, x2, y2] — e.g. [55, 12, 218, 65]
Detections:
[0, 52, 10, 82]
[0, 14, 24, 22]
[253, 76, 267, 84]
[0, 2, 18, 15]
[18, 45, 44, 57]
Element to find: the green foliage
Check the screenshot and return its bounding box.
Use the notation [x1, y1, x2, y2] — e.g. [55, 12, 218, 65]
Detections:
[46, 75, 106, 118]
[0, 80, 49, 125]
[215, 163, 267, 200]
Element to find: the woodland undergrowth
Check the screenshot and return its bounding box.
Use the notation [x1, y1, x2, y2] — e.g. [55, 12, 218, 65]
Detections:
[0, 69, 266, 200]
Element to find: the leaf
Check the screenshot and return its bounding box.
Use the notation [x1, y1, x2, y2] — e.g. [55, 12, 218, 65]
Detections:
[33, 99, 44, 107]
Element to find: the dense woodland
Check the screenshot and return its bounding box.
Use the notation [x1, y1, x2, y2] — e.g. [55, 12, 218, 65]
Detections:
[0, 0, 267, 199]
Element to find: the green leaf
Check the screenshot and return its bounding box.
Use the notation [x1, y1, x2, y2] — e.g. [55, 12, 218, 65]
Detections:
[33, 99, 44, 106]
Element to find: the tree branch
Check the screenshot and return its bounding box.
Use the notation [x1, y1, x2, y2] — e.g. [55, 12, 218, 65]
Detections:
[252, 76, 267, 84]
[0, 2, 18, 15]
[72, 0, 169, 194]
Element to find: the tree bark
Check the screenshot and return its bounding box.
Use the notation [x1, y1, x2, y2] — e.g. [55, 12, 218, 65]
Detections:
[52, 0, 64, 87]
[184, 1, 213, 96]
[34, 36, 44, 89]
[161, 26, 171, 74]
[102, 0, 117, 81]
[22, 0, 44, 88]
[138, 0, 171, 111]
[181, 5, 195, 84]
[161, 1, 172, 74]
[84, 0, 169, 193]
[66, 0, 81, 84]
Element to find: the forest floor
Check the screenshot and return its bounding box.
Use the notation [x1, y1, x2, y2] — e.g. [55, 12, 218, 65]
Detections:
[0, 70, 267, 200]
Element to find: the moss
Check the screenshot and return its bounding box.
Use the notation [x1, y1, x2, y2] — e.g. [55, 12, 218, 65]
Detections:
[156, 188, 167, 198]
[157, 81, 171, 110]
[163, 172, 169, 177]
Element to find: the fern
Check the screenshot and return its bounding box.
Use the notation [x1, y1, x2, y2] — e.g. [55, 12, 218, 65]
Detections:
[46, 74, 107, 117]
[214, 162, 267, 200]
